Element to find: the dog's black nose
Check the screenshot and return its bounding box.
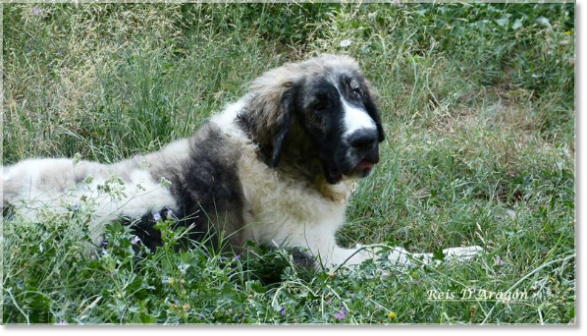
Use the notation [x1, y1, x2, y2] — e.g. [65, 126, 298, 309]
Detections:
[348, 129, 377, 151]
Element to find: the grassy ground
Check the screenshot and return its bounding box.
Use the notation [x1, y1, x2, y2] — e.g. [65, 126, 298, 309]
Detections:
[2, 3, 575, 324]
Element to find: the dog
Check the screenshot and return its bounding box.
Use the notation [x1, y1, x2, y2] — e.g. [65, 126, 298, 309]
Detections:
[2, 55, 482, 269]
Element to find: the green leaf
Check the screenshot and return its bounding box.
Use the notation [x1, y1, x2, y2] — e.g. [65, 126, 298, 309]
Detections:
[496, 16, 510, 27]
[432, 248, 446, 261]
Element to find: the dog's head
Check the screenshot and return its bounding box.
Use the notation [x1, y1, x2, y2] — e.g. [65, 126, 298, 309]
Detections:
[239, 55, 385, 184]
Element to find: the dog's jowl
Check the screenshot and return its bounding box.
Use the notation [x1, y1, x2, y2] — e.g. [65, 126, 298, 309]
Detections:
[2, 55, 482, 268]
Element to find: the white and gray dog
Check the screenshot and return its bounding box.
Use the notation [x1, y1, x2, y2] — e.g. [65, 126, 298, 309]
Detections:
[2, 55, 482, 269]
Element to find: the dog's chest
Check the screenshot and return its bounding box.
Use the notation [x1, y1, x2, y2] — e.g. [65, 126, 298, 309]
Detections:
[237, 150, 349, 246]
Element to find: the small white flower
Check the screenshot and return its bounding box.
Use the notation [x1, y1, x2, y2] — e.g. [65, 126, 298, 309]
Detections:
[166, 209, 174, 219]
[340, 39, 352, 48]
[536, 17, 552, 31]
[31, 8, 43, 16]
[495, 255, 505, 267]
[153, 212, 162, 221]
[506, 209, 516, 218]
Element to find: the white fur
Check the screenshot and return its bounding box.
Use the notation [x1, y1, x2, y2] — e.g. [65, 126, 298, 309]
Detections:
[341, 97, 376, 138]
[3, 158, 176, 245]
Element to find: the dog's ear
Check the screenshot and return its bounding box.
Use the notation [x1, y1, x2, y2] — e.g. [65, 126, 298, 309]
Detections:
[239, 75, 299, 168]
[361, 80, 385, 142]
[268, 86, 296, 167]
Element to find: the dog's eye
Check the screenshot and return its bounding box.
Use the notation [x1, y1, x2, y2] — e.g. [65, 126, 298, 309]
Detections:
[313, 100, 329, 111]
[352, 88, 362, 99]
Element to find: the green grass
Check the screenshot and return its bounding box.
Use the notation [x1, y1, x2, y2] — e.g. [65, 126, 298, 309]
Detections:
[2, 3, 575, 324]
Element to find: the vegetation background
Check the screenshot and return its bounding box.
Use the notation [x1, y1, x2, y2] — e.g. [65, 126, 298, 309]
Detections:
[2, 2, 575, 324]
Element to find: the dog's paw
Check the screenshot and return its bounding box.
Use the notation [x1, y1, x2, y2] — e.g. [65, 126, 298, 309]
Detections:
[442, 245, 484, 263]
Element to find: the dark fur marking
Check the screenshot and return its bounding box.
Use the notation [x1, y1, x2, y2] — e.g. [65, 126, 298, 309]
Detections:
[125, 125, 246, 254]
[291, 247, 316, 270]
[236, 109, 273, 166]
[297, 77, 347, 183]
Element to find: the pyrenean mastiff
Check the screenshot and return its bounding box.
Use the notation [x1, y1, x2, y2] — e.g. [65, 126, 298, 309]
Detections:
[2, 55, 482, 269]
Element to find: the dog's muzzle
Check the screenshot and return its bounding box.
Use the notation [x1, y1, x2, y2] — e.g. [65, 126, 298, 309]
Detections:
[347, 129, 380, 173]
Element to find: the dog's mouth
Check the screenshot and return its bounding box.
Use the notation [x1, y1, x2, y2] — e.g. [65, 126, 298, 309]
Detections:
[322, 157, 377, 184]
[354, 158, 374, 172]
[320, 145, 380, 184]
[349, 158, 375, 179]
[351, 147, 379, 175]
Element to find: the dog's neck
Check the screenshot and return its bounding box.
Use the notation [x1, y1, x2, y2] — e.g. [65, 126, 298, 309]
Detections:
[278, 133, 355, 203]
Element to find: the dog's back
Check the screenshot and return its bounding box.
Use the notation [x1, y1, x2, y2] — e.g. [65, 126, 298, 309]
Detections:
[3, 156, 171, 244]
[1, 123, 246, 252]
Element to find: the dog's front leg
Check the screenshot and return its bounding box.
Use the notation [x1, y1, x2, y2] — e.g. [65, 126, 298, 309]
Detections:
[327, 245, 423, 267]
[326, 245, 373, 267]
[386, 245, 484, 266]
[299, 229, 483, 269]
[327, 244, 484, 269]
